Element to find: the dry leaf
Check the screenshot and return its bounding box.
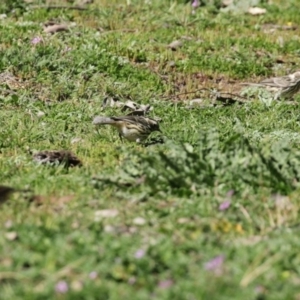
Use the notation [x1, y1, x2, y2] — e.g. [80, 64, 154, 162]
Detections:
[102, 96, 123, 108]
[125, 110, 148, 116]
[31, 195, 74, 206]
[44, 24, 69, 34]
[0, 185, 16, 204]
[122, 101, 152, 116]
[277, 36, 284, 47]
[33, 150, 82, 167]
[248, 7, 267, 15]
[122, 100, 139, 111]
[101, 98, 153, 115]
[71, 137, 82, 144]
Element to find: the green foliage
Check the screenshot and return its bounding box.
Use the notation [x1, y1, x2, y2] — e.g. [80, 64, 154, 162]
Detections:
[0, 0, 26, 14]
[102, 130, 300, 196]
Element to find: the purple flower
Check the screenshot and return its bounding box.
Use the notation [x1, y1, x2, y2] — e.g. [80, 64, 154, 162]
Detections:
[204, 255, 225, 271]
[219, 200, 231, 211]
[31, 36, 42, 45]
[192, 0, 200, 8]
[89, 271, 97, 280]
[55, 280, 68, 294]
[158, 279, 174, 289]
[134, 249, 145, 259]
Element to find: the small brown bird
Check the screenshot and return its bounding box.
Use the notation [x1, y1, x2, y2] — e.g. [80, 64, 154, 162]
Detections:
[93, 115, 162, 143]
[241, 71, 300, 100]
[0, 185, 17, 204]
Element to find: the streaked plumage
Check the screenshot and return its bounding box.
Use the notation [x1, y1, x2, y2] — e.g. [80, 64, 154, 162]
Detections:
[241, 71, 300, 100]
[93, 115, 161, 143]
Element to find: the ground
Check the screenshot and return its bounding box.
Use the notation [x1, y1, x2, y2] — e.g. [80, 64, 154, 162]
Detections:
[1, 0, 300, 299]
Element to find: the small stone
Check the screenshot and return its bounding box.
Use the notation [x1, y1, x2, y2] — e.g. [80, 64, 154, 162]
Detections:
[133, 217, 146, 225]
[248, 7, 267, 15]
[36, 111, 45, 117]
[95, 209, 119, 221]
[168, 40, 183, 50]
[168, 61, 176, 67]
[5, 231, 18, 241]
[104, 225, 116, 233]
[177, 218, 189, 224]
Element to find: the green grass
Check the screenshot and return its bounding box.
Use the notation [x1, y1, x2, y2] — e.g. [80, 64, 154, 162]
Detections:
[1, 0, 300, 299]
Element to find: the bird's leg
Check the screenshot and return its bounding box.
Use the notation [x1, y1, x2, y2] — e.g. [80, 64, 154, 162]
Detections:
[119, 133, 124, 143]
[274, 92, 282, 101]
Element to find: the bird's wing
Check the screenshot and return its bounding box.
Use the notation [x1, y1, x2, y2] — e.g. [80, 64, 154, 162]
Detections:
[112, 116, 158, 126]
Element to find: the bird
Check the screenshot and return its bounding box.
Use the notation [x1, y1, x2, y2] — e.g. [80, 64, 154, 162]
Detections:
[92, 115, 162, 143]
[0, 185, 18, 204]
[241, 71, 300, 100]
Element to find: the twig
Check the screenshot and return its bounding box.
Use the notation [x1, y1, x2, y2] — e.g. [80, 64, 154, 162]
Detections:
[160, 88, 211, 99]
[160, 88, 249, 103]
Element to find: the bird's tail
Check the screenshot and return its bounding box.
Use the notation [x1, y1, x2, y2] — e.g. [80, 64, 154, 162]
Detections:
[92, 116, 117, 125]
